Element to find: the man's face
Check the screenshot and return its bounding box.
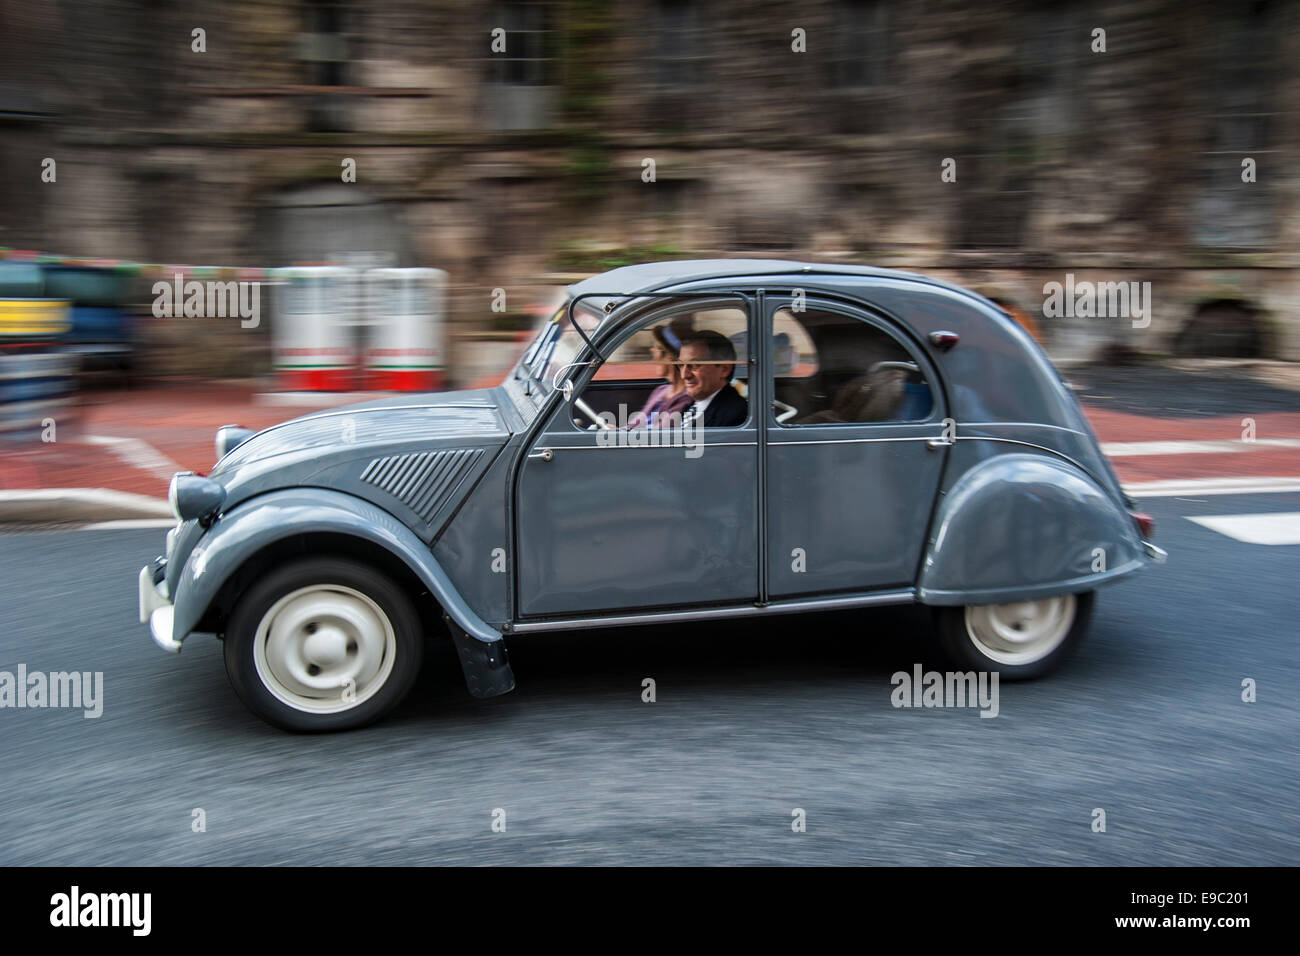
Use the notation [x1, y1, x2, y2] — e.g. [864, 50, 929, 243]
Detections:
[679, 343, 732, 401]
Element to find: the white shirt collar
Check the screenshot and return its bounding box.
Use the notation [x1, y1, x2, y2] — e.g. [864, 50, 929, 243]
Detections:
[691, 385, 725, 420]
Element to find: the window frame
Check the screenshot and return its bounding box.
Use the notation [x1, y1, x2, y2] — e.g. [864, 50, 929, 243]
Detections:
[824, 0, 891, 93]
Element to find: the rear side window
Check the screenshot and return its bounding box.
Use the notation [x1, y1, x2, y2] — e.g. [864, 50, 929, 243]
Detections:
[772, 306, 933, 425]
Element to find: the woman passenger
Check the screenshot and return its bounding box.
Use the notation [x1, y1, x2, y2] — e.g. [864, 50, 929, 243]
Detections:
[629, 325, 693, 427]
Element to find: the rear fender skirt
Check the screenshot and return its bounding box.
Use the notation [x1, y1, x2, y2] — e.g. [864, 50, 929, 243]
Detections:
[918, 453, 1146, 605]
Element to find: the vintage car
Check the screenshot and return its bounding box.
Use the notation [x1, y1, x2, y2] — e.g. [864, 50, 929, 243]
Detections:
[139, 260, 1165, 731]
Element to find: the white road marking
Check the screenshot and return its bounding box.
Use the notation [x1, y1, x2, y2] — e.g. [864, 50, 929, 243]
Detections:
[84, 434, 183, 479]
[1187, 513, 1300, 545]
[1125, 477, 1300, 498]
[1103, 438, 1300, 456]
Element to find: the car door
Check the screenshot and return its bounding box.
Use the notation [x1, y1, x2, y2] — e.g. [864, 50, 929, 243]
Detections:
[514, 299, 760, 618]
[764, 296, 947, 599]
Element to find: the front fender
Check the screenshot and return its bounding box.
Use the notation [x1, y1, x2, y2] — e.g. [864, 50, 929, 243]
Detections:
[919, 453, 1146, 606]
[170, 487, 502, 647]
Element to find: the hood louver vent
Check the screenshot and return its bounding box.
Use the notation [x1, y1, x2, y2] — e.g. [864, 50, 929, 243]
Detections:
[360, 448, 483, 523]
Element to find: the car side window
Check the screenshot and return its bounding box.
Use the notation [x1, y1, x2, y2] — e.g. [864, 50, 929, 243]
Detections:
[772, 306, 934, 425]
[568, 305, 750, 430]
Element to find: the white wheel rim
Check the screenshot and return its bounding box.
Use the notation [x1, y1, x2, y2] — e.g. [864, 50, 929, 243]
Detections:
[252, 584, 397, 714]
[964, 594, 1076, 667]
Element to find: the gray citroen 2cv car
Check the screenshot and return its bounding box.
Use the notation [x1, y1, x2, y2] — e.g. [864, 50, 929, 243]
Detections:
[139, 260, 1164, 731]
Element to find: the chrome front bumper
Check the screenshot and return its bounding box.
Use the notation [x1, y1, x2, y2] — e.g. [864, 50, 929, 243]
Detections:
[138, 560, 181, 653]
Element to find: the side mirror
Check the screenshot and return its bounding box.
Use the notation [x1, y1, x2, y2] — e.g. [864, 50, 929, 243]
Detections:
[551, 361, 590, 402]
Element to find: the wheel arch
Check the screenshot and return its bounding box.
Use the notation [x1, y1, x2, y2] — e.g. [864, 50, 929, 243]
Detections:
[196, 531, 442, 641]
[171, 488, 502, 648]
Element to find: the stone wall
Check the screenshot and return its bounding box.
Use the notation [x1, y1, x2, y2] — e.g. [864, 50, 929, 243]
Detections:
[1, 0, 1296, 371]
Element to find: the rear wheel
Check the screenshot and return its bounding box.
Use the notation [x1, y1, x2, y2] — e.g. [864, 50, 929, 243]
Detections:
[933, 591, 1094, 680]
[224, 557, 424, 732]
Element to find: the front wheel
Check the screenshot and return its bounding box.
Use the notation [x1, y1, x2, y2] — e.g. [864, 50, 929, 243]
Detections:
[932, 591, 1094, 680]
[224, 557, 424, 732]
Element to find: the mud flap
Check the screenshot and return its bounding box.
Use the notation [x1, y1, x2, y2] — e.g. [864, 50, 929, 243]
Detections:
[445, 617, 515, 699]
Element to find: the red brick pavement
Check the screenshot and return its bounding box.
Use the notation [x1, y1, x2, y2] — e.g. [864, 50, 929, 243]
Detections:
[1084, 406, 1300, 444]
[1084, 407, 1300, 481]
[0, 384, 341, 498]
[1, 382, 1298, 500]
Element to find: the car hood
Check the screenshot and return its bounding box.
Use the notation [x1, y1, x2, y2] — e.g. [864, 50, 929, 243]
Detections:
[212, 390, 506, 474]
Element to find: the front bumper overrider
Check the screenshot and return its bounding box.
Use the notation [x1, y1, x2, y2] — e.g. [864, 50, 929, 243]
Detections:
[138, 556, 180, 653]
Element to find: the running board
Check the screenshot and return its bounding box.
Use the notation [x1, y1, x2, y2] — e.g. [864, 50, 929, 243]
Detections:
[509, 588, 917, 634]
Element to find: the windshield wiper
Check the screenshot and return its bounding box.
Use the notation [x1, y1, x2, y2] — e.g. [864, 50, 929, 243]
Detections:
[518, 363, 544, 397]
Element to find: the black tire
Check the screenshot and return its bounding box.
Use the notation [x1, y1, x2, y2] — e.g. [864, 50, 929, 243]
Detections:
[932, 591, 1094, 680]
[223, 557, 424, 732]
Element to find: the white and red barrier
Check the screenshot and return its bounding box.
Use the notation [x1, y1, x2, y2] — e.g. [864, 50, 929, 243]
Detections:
[363, 268, 447, 391]
[270, 266, 357, 391]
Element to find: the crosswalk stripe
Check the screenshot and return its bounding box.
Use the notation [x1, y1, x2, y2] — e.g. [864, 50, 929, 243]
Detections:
[1187, 513, 1300, 545]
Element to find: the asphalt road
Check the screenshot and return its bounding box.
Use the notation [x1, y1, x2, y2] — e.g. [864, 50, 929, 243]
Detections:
[1069, 364, 1300, 417]
[2, 492, 1297, 865]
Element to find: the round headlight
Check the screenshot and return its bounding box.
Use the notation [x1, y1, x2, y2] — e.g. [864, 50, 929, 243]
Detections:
[167, 472, 189, 521]
[168, 472, 226, 523]
[215, 424, 255, 462]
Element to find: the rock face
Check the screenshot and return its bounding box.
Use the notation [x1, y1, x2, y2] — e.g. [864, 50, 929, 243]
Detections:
[1, 0, 1298, 366]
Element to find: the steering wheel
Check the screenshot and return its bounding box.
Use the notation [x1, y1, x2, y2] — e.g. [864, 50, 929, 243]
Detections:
[868, 360, 920, 376]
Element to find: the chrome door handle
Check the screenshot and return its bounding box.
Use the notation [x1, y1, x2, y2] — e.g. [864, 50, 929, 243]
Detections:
[528, 448, 554, 462]
[926, 437, 954, 450]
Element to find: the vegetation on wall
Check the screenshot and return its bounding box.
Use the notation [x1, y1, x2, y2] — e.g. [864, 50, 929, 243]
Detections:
[558, 0, 617, 201]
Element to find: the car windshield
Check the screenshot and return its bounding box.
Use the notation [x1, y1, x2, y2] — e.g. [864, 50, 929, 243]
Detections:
[514, 299, 608, 393]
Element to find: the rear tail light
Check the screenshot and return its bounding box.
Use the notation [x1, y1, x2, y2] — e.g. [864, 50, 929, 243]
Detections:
[929, 330, 960, 351]
[1131, 511, 1155, 539]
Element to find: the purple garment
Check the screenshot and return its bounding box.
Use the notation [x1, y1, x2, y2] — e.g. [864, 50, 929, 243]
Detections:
[631, 383, 692, 427]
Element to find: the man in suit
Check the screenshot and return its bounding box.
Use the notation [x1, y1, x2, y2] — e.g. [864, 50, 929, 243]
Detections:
[678, 331, 748, 427]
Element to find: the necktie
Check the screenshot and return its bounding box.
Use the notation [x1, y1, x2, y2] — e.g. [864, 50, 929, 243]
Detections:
[682, 402, 698, 429]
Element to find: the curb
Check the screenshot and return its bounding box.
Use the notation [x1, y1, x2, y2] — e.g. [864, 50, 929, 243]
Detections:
[0, 489, 172, 523]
